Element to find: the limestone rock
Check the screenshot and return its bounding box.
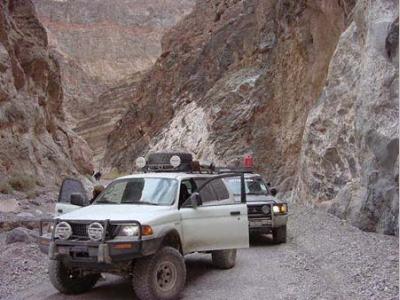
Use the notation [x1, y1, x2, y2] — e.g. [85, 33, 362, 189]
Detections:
[295, 0, 399, 235]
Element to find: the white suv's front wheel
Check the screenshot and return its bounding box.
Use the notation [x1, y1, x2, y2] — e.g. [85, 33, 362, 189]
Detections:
[48, 260, 100, 294]
[132, 247, 186, 300]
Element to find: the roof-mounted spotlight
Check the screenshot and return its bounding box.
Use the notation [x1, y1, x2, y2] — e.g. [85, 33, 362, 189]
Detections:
[135, 157, 146, 169]
[170, 155, 181, 168]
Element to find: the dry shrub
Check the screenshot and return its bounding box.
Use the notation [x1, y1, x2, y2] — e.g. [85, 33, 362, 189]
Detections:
[0, 180, 13, 194]
[8, 174, 37, 192]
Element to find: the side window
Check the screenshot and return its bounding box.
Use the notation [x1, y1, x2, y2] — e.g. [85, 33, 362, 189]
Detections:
[182, 180, 194, 194]
[210, 179, 230, 200]
[194, 178, 233, 206]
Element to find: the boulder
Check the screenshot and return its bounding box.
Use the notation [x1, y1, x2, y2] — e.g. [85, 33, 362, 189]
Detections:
[0, 199, 19, 213]
[5, 227, 35, 244]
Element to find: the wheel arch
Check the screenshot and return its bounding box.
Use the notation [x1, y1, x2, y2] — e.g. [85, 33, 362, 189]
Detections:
[159, 229, 183, 254]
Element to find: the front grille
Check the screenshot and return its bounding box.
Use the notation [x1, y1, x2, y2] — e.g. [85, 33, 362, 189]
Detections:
[71, 223, 88, 238]
[247, 204, 271, 219]
[69, 222, 118, 240]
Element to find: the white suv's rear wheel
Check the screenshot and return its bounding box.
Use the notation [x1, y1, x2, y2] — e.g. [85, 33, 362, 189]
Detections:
[132, 247, 186, 300]
[211, 249, 237, 269]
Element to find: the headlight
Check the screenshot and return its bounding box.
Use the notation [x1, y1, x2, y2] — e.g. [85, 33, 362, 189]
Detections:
[55, 222, 72, 240]
[118, 225, 139, 237]
[272, 206, 280, 214]
[272, 204, 288, 214]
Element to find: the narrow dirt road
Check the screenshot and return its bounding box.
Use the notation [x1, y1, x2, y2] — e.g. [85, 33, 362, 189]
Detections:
[2, 205, 398, 300]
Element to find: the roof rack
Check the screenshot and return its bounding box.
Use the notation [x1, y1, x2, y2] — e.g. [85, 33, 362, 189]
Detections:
[215, 167, 254, 174]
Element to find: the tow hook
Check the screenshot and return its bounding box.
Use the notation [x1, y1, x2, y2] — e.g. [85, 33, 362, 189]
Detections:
[48, 241, 56, 260]
[98, 243, 111, 264]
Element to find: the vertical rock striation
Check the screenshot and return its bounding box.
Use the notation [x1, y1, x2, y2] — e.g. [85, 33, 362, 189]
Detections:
[0, 0, 93, 186]
[104, 0, 398, 234]
[296, 0, 399, 235]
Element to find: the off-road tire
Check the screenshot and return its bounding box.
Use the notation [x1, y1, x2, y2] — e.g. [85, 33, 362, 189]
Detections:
[272, 225, 287, 243]
[132, 247, 186, 300]
[48, 260, 100, 294]
[211, 249, 237, 269]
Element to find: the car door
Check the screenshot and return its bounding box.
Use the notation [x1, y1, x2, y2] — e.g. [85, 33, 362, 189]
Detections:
[179, 174, 249, 254]
[55, 178, 89, 216]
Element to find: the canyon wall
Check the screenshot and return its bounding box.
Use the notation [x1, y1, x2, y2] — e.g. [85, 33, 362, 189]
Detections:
[295, 0, 399, 235]
[32, 0, 195, 165]
[0, 0, 93, 186]
[104, 0, 398, 234]
[32, 0, 195, 84]
[104, 0, 354, 184]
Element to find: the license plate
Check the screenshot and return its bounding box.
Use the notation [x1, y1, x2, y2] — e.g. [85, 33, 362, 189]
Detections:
[70, 245, 88, 252]
[249, 220, 271, 227]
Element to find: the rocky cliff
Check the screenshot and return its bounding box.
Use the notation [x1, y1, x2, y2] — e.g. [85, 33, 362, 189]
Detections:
[32, 0, 195, 165]
[295, 0, 399, 235]
[74, 72, 144, 167]
[0, 0, 93, 187]
[104, 0, 354, 182]
[32, 0, 195, 84]
[104, 0, 398, 235]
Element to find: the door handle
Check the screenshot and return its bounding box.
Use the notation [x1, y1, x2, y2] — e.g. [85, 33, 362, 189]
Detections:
[230, 211, 241, 216]
[57, 209, 63, 213]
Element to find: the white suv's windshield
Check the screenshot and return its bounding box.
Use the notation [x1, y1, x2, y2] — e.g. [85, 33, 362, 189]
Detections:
[94, 178, 178, 206]
[224, 177, 268, 195]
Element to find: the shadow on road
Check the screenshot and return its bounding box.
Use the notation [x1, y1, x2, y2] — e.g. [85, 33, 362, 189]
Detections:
[249, 233, 280, 247]
[42, 277, 136, 300]
[32, 237, 281, 300]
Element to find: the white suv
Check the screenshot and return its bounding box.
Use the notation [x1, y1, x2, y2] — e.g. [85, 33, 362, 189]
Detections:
[38, 152, 249, 300]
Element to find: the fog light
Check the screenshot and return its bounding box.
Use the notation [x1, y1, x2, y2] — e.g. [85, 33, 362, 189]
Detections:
[55, 222, 72, 240]
[87, 222, 104, 241]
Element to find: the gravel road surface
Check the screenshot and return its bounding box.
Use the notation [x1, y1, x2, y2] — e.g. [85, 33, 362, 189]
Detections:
[1, 204, 398, 300]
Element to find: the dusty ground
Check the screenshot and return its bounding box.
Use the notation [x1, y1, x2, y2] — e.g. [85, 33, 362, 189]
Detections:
[0, 204, 398, 300]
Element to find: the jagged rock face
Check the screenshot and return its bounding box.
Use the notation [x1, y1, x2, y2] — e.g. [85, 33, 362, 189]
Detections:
[50, 48, 107, 128]
[75, 72, 143, 167]
[32, 0, 194, 165]
[104, 0, 353, 180]
[32, 0, 195, 84]
[0, 0, 93, 186]
[295, 0, 399, 235]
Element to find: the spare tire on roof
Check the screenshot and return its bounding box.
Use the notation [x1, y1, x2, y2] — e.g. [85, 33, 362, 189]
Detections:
[146, 152, 193, 172]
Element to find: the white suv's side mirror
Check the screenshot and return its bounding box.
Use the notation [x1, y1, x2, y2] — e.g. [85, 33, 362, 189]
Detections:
[189, 192, 201, 208]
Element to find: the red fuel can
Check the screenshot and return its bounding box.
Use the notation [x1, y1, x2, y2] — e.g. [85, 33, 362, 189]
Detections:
[243, 154, 253, 168]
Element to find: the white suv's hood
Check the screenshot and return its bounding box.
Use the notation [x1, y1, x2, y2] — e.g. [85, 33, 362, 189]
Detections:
[59, 204, 177, 225]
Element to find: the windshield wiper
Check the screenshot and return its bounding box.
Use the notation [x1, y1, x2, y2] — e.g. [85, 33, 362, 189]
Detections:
[95, 199, 114, 204]
[246, 192, 268, 196]
[130, 201, 158, 205]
